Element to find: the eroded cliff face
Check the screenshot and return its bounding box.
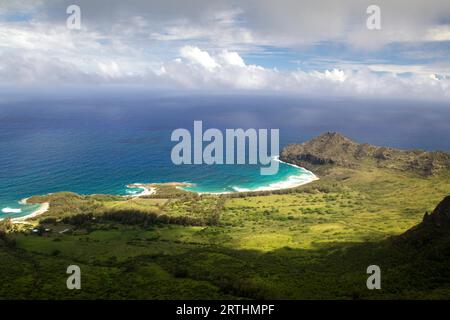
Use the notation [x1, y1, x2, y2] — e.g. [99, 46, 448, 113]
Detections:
[422, 195, 450, 227]
[399, 195, 450, 249]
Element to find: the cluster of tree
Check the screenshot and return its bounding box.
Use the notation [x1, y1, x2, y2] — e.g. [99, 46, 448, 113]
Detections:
[37, 191, 226, 228]
[61, 213, 94, 226]
[141, 185, 191, 199]
[215, 276, 272, 300]
[222, 183, 340, 199]
[100, 209, 205, 227]
[89, 194, 125, 202]
[39, 217, 58, 225]
[165, 254, 271, 300]
[205, 196, 225, 226]
[59, 209, 212, 227]
[27, 192, 104, 221]
[0, 219, 16, 248]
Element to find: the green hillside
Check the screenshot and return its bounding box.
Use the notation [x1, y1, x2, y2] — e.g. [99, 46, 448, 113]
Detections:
[1, 133, 450, 299]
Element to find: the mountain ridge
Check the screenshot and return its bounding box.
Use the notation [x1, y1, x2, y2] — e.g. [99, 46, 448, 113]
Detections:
[280, 132, 450, 176]
[400, 195, 450, 245]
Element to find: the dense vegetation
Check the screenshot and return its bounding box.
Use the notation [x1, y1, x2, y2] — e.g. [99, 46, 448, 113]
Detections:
[1, 133, 450, 299]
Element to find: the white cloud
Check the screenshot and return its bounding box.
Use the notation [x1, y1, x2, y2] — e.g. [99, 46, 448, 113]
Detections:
[1, 29, 449, 100]
[310, 69, 348, 82]
[0, 21, 161, 83]
[425, 25, 450, 41]
[218, 51, 246, 67]
[180, 46, 219, 70]
[5, 0, 450, 50]
[367, 64, 450, 78]
[160, 48, 450, 100]
[1, 2, 450, 102]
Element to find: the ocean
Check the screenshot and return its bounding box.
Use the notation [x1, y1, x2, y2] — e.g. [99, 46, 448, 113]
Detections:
[1, 92, 450, 219]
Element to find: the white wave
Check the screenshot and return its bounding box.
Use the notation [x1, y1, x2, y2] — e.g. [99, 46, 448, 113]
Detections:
[275, 156, 318, 180]
[194, 189, 232, 195]
[11, 202, 49, 222]
[222, 157, 318, 193]
[125, 183, 156, 197]
[2, 207, 22, 214]
[231, 186, 251, 192]
[274, 155, 303, 169]
[230, 173, 317, 193]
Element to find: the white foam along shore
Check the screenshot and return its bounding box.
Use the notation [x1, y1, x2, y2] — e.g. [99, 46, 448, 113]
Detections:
[11, 202, 50, 223]
[187, 156, 318, 194]
[3, 159, 315, 221]
[1, 207, 22, 214]
[3, 184, 152, 223]
[4, 184, 154, 223]
[126, 183, 156, 197]
[0, 197, 50, 223]
[231, 157, 318, 192]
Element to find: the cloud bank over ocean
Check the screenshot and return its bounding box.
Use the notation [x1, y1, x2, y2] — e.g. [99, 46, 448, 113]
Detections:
[1, 0, 450, 100]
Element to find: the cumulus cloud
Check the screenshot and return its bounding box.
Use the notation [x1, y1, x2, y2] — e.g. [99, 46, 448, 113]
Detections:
[0, 23, 449, 100]
[160, 47, 450, 100]
[0, 0, 450, 101]
[180, 46, 219, 71]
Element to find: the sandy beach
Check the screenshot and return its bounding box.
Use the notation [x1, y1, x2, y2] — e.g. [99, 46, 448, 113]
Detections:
[11, 202, 49, 223]
[4, 168, 316, 224]
[126, 183, 157, 197]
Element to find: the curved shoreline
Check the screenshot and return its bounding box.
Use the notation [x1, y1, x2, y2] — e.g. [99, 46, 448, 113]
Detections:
[12, 202, 49, 223]
[126, 183, 157, 197]
[0, 199, 50, 223]
[183, 157, 318, 194]
[2, 159, 317, 221]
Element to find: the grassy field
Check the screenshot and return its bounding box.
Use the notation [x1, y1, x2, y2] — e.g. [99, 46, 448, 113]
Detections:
[1, 165, 450, 299]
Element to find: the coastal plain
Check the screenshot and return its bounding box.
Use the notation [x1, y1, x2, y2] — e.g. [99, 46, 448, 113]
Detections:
[1, 133, 450, 299]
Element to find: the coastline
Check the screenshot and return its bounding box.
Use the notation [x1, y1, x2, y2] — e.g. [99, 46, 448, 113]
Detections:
[2, 159, 317, 221]
[184, 157, 319, 194]
[126, 183, 157, 197]
[11, 202, 49, 223]
[2, 184, 156, 222]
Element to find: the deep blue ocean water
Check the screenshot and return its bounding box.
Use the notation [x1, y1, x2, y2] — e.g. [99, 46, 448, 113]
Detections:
[1, 92, 450, 219]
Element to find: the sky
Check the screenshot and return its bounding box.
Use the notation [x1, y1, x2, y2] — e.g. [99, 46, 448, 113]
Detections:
[0, 0, 450, 100]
